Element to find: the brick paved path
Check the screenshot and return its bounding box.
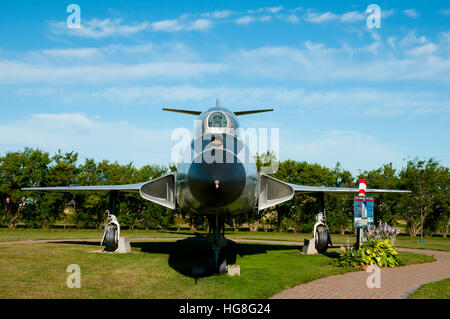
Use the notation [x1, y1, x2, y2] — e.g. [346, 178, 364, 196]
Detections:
[271, 248, 450, 299]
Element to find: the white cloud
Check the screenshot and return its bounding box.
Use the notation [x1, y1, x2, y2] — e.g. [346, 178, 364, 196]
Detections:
[39, 48, 102, 59]
[104, 43, 154, 54]
[31, 113, 94, 128]
[202, 10, 233, 18]
[399, 31, 428, 47]
[305, 11, 337, 23]
[403, 9, 419, 18]
[228, 42, 450, 83]
[259, 16, 272, 22]
[24, 42, 198, 64]
[0, 60, 226, 84]
[0, 113, 172, 167]
[235, 16, 255, 25]
[440, 9, 450, 16]
[151, 19, 182, 32]
[50, 18, 151, 38]
[438, 31, 450, 43]
[151, 18, 212, 32]
[381, 8, 396, 18]
[286, 15, 300, 24]
[47, 6, 398, 38]
[282, 130, 403, 173]
[387, 36, 396, 48]
[190, 19, 213, 31]
[20, 85, 448, 117]
[304, 10, 366, 23]
[340, 11, 365, 22]
[266, 6, 283, 14]
[0, 113, 401, 173]
[50, 15, 213, 38]
[4, 29, 450, 87]
[406, 43, 437, 56]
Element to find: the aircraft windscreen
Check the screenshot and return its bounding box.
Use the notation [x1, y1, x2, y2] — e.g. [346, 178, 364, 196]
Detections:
[208, 112, 228, 128]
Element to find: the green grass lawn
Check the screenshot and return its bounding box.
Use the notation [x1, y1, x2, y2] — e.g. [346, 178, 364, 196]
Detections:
[1, 228, 448, 252]
[0, 228, 189, 242]
[0, 238, 434, 299]
[408, 278, 450, 299]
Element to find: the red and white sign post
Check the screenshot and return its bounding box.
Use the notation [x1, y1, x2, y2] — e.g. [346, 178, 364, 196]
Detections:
[358, 179, 367, 196]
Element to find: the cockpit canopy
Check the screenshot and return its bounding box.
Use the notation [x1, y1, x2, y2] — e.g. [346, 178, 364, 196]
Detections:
[195, 106, 240, 137]
[208, 111, 228, 128]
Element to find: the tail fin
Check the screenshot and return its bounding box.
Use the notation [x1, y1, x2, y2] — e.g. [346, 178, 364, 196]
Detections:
[162, 108, 202, 115]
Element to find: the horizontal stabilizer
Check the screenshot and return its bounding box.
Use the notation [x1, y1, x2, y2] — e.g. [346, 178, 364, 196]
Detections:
[234, 109, 274, 116]
[162, 108, 201, 115]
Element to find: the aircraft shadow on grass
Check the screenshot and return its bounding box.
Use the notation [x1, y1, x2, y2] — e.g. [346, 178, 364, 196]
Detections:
[133, 238, 305, 279]
[53, 238, 339, 280]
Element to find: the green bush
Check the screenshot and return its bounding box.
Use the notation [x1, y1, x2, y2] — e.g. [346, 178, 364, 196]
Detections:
[337, 239, 401, 268]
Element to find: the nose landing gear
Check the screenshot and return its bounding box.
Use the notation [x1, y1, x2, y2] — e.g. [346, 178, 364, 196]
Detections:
[207, 214, 229, 274]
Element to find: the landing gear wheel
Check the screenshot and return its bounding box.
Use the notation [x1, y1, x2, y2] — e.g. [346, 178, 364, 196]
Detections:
[315, 225, 329, 253]
[104, 224, 118, 252]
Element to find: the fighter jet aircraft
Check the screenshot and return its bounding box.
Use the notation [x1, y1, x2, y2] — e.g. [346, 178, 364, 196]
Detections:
[22, 100, 410, 272]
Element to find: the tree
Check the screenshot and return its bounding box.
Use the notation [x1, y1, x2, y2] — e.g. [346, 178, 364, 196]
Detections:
[272, 160, 336, 232]
[431, 167, 449, 237]
[0, 148, 51, 228]
[27, 150, 78, 228]
[327, 162, 354, 234]
[399, 158, 446, 237]
[359, 163, 402, 226]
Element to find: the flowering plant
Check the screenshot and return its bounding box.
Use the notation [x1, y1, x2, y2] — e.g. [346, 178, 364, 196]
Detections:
[337, 238, 401, 268]
[337, 221, 402, 268]
[363, 220, 401, 244]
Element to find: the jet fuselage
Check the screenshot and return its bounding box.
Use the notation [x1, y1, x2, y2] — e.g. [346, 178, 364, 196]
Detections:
[176, 106, 258, 216]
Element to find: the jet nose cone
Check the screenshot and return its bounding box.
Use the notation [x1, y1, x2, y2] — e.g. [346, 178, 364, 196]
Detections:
[188, 158, 246, 207]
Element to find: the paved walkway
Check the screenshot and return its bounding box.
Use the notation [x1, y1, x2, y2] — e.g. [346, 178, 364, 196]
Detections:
[271, 248, 450, 299]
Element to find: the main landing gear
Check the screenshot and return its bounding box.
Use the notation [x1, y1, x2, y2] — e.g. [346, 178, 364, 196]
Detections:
[101, 191, 120, 252]
[313, 192, 332, 253]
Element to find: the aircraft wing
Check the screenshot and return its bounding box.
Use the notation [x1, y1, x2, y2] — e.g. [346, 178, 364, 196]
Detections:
[21, 183, 145, 193]
[288, 183, 411, 194]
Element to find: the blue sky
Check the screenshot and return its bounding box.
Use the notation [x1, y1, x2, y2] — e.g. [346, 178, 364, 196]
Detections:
[0, 0, 449, 174]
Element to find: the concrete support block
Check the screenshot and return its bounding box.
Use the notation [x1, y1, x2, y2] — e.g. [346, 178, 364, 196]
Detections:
[301, 238, 318, 255]
[116, 237, 131, 253]
[227, 265, 240, 276]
